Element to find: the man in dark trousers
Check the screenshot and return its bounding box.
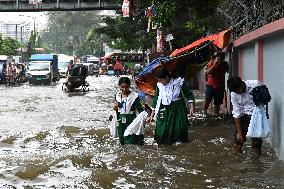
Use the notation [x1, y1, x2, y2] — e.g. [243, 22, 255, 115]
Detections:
[203, 52, 228, 115]
[227, 76, 263, 156]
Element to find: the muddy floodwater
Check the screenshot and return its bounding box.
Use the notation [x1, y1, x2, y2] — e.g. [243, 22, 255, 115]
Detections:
[0, 76, 283, 189]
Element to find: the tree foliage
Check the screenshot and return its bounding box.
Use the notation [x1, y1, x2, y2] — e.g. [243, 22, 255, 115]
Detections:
[0, 35, 21, 56]
[95, 0, 284, 51]
[40, 11, 102, 56]
[88, 0, 225, 52]
[38, 0, 284, 56]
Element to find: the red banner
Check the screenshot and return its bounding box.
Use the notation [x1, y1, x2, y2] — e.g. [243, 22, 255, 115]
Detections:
[122, 0, 130, 17]
[156, 27, 165, 52]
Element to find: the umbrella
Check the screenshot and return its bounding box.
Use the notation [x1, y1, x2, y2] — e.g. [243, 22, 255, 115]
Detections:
[136, 29, 232, 96]
[135, 56, 170, 96]
[137, 56, 170, 78]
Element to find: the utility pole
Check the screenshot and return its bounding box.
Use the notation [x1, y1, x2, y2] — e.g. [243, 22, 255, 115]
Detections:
[77, 0, 81, 8]
[15, 24, 18, 40]
[20, 22, 31, 44]
[19, 15, 36, 33]
[20, 26, 23, 44]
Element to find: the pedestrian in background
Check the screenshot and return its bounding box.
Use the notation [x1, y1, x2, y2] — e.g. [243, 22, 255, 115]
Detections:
[203, 52, 228, 115]
[227, 76, 263, 156]
[150, 67, 195, 145]
[66, 60, 74, 76]
[6, 62, 15, 85]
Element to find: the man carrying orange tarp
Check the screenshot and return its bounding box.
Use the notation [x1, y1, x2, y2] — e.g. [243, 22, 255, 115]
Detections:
[203, 51, 229, 116]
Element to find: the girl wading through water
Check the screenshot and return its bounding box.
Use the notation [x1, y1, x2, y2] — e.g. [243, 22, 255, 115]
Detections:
[150, 67, 195, 145]
[113, 77, 144, 145]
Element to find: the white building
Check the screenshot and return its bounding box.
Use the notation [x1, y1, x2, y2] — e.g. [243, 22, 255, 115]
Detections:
[0, 21, 31, 43]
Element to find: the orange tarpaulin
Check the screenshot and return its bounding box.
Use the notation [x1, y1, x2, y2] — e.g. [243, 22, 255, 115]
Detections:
[170, 29, 232, 58]
[136, 29, 232, 96]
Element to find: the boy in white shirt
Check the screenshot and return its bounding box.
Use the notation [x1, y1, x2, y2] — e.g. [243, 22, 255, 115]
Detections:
[227, 76, 263, 156]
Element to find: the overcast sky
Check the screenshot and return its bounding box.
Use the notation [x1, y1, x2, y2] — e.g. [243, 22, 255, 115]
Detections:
[0, 12, 47, 30]
[0, 10, 116, 31]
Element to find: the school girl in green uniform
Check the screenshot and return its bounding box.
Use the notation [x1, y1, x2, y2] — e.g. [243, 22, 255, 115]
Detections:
[113, 77, 144, 145]
[151, 67, 195, 145]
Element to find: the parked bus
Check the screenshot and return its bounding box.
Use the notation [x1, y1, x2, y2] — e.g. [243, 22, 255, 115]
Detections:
[103, 52, 144, 65]
[102, 52, 144, 75]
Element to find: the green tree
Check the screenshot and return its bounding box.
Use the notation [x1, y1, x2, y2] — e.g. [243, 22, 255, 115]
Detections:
[41, 11, 102, 56]
[88, 0, 225, 52]
[21, 31, 38, 62]
[0, 35, 21, 56]
[29, 30, 37, 48]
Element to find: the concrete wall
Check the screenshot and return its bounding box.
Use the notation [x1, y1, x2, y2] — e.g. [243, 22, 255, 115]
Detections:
[233, 29, 284, 160]
[263, 32, 284, 159]
[242, 44, 257, 80]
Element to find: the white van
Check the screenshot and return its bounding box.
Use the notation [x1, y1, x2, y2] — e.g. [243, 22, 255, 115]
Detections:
[27, 61, 52, 84]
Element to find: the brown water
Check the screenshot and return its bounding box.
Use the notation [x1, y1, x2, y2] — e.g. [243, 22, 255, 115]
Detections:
[0, 76, 283, 188]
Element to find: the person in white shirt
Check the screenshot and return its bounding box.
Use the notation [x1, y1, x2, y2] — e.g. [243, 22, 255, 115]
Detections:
[150, 67, 195, 145]
[227, 76, 263, 156]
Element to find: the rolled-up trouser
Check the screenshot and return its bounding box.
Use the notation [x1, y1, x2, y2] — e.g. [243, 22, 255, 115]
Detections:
[204, 85, 224, 106]
[233, 114, 263, 150]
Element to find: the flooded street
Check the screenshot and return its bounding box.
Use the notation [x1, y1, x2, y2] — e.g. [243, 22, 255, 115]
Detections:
[0, 76, 283, 188]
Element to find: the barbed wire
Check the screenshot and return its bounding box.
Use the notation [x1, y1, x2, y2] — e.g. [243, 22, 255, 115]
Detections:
[166, 17, 246, 62]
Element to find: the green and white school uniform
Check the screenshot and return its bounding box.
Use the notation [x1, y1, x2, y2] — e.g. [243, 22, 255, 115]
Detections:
[152, 77, 194, 145]
[115, 91, 144, 145]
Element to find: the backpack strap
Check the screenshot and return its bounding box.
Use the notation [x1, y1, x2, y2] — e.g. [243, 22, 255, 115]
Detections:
[266, 103, 269, 119]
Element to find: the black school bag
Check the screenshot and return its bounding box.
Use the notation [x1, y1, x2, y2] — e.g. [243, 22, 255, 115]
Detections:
[249, 85, 271, 118]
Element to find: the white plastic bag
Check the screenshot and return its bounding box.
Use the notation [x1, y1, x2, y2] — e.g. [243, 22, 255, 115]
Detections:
[124, 111, 148, 137]
[247, 105, 271, 138]
[110, 111, 118, 137]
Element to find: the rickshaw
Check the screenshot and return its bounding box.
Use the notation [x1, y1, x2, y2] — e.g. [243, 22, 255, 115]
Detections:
[92, 63, 100, 77]
[62, 64, 89, 92]
[99, 63, 107, 75]
[14, 63, 27, 84]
